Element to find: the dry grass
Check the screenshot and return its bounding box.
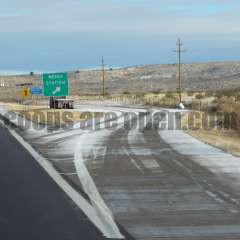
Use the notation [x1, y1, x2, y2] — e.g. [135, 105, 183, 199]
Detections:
[183, 95, 240, 157]
[2, 94, 240, 156]
[0, 102, 103, 126]
[0, 102, 46, 111]
[215, 98, 240, 113]
[187, 129, 240, 157]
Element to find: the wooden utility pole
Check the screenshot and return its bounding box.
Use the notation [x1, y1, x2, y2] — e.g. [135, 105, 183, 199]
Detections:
[75, 71, 79, 96]
[102, 57, 105, 97]
[174, 38, 186, 104]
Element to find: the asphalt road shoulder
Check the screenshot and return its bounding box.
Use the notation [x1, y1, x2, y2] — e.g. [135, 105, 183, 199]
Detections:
[0, 125, 107, 240]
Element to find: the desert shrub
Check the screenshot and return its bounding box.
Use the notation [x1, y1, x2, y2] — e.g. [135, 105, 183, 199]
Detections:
[187, 92, 194, 96]
[158, 96, 178, 108]
[104, 92, 110, 96]
[205, 91, 214, 97]
[235, 94, 240, 102]
[151, 90, 160, 94]
[195, 94, 204, 99]
[224, 91, 235, 98]
[165, 92, 174, 98]
[215, 91, 237, 99]
[135, 92, 145, 97]
[215, 92, 225, 99]
[212, 99, 218, 104]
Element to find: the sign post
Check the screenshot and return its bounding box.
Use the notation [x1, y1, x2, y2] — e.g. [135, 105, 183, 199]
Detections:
[31, 87, 43, 105]
[43, 72, 69, 97]
[21, 88, 30, 110]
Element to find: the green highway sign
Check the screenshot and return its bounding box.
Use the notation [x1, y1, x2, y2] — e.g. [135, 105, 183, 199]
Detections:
[43, 72, 69, 97]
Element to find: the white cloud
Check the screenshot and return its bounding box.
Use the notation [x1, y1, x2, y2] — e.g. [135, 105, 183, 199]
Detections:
[0, 1, 240, 37]
[0, 0, 240, 70]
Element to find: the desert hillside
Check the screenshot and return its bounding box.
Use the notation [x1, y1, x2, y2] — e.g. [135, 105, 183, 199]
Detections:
[1, 61, 240, 100]
[71, 61, 240, 93]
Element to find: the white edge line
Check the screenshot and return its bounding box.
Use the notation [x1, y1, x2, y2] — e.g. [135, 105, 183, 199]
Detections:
[3, 123, 123, 239]
[74, 134, 125, 239]
[122, 147, 145, 174]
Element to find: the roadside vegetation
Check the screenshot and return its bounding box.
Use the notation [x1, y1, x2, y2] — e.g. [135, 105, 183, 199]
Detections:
[1, 87, 240, 156]
[0, 102, 103, 127]
[187, 91, 240, 157]
[143, 90, 240, 157]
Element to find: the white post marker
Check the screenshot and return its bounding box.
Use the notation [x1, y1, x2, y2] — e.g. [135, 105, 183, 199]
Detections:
[179, 102, 185, 109]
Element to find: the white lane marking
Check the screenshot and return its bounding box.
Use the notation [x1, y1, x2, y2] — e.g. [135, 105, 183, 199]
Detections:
[74, 133, 125, 239]
[122, 147, 145, 174]
[205, 190, 225, 204]
[172, 159, 192, 174]
[159, 129, 240, 198]
[1, 105, 127, 238]
[128, 127, 162, 173]
[59, 172, 77, 176]
[141, 158, 163, 173]
[2, 123, 123, 239]
[230, 209, 239, 214]
[130, 158, 145, 174]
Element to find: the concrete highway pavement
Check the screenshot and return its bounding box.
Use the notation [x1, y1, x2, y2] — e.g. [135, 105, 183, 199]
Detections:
[93, 120, 240, 239]
[0, 125, 111, 240]
[3, 103, 240, 240]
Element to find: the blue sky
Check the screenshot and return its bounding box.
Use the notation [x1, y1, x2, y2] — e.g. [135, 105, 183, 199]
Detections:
[0, 0, 240, 72]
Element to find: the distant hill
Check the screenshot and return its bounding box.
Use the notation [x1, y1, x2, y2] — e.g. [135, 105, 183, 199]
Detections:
[69, 61, 240, 93]
[1, 61, 240, 98]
